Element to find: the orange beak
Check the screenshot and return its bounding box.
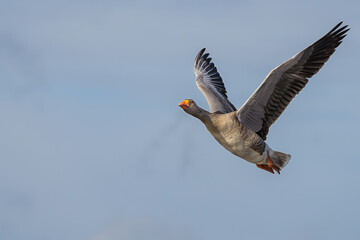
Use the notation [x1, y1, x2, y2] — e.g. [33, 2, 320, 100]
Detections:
[178, 99, 189, 109]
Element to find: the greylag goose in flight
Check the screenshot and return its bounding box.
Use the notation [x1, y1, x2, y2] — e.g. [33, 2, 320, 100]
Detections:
[178, 22, 349, 174]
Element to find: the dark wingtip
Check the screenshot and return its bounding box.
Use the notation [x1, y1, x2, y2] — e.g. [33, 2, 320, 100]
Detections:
[194, 48, 207, 67]
[197, 48, 206, 58]
[328, 21, 350, 35]
[331, 21, 343, 32]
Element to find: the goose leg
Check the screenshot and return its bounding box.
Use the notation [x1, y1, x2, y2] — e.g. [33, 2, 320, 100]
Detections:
[256, 164, 274, 174]
[267, 156, 281, 174]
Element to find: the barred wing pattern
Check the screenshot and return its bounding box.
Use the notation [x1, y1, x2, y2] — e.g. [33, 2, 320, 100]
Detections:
[237, 22, 349, 140]
[194, 48, 236, 113]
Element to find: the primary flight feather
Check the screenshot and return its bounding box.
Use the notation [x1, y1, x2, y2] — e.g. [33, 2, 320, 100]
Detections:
[179, 22, 349, 174]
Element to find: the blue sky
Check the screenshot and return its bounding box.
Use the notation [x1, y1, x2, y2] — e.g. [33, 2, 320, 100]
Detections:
[0, 0, 360, 239]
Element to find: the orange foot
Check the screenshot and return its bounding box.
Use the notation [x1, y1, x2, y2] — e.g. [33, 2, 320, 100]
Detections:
[267, 156, 281, 174]
[256, 164, 274, 174]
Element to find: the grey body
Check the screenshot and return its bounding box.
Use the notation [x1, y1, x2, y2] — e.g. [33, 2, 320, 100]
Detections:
[204, 112, 267, 164]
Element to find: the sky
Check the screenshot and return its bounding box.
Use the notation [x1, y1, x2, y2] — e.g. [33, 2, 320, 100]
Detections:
[0, 0, 360, 239]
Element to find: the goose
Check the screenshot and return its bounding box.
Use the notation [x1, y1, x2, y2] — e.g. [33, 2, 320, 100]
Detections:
[178, 22, 349, 174]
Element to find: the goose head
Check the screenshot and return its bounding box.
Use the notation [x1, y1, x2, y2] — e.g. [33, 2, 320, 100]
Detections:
[178, 99, 196, 112]
[178, 99, 209, 121]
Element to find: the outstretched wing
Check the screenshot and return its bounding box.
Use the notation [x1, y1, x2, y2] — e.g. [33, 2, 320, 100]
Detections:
[194, 48, 236, 113]
[237, 22, 349, 140]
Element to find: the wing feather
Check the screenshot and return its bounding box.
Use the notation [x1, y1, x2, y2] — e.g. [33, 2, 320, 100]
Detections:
[194, 48, 236, 113]
[237, 22, 349, 140]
